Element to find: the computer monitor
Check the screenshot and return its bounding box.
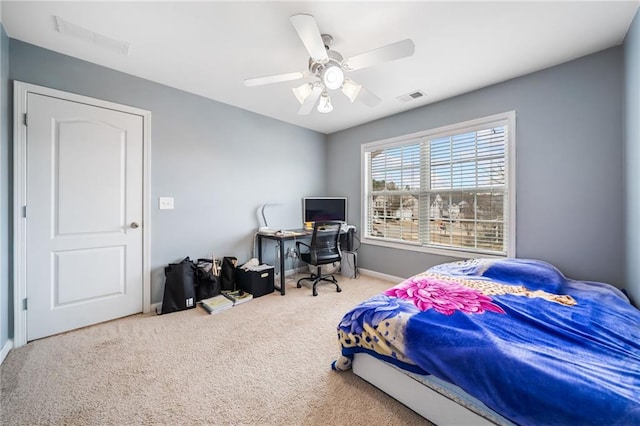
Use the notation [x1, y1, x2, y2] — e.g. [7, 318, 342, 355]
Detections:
[302, 197, 347, 223]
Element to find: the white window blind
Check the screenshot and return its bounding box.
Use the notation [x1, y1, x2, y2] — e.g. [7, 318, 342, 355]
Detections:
[362, 112, 515, 257]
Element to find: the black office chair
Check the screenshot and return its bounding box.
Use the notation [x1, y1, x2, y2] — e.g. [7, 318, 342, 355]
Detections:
[296, 221, 343, 297]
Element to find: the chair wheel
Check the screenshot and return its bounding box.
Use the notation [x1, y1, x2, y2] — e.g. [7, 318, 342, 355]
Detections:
[313, 290, 318, 296]
[337, 287, 342, 293]
[296, 283, 301, 288]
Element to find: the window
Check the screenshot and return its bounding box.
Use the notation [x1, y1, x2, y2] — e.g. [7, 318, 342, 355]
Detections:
[362, 112, 515, 257]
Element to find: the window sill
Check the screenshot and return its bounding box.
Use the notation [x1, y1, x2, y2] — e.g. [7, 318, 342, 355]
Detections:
[361, 237, 509, 260]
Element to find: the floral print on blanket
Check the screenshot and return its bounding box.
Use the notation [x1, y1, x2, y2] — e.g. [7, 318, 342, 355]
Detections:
[384, 276, 505, 315]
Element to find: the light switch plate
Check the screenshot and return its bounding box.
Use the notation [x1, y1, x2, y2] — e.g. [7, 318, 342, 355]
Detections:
[159, 197, 174, 210]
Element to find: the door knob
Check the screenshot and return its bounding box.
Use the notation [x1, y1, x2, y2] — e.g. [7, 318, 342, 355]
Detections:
[131, 222, 140, 229]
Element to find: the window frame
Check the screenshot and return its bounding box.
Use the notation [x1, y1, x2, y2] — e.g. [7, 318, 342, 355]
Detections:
[361, 111, 516, 259]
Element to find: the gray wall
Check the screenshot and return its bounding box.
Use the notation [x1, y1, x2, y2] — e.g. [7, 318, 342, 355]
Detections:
[1, 24, 10, 350]
[328, 47, 625, 288]
[625, 8, 640, 305]
[9, 39, 326, 306]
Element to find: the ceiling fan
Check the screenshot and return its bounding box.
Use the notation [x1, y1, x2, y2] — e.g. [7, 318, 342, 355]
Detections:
[244, 14, 415, 115]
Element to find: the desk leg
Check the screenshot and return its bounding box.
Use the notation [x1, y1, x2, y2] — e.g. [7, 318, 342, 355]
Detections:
[278, 242, 286, 295]
[257, 235, 263, 264]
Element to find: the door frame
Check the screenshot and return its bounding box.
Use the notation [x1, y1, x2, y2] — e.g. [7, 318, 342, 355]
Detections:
[13, 81, 152, 347]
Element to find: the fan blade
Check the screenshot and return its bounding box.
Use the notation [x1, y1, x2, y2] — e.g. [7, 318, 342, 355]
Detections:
[297, 85, 323, 115]
[244, 71, 305, 87]
[343, 39, 415, 71]
[358, 86, 382, 107]
[290, 14, 328, 61]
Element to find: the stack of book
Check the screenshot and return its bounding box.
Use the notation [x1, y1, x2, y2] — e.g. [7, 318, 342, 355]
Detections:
[222, 290, 253, 305]
[200, 294, 233, 315]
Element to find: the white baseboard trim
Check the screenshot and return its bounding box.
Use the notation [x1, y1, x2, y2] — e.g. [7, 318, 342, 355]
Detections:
[1, 339, 14, 365]
[358, 268, 405, 284]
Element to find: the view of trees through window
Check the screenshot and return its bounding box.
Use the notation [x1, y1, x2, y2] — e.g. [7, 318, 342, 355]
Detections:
[365, 122, 509, 255]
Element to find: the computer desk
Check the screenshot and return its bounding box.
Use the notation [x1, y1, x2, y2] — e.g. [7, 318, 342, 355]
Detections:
[256, 228, 354, 295]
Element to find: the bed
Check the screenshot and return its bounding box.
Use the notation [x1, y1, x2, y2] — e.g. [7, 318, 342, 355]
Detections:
[333, 258, 640, 425]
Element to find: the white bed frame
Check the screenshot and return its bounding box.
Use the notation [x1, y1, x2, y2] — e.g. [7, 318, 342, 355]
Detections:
[352, 353, 513, 426]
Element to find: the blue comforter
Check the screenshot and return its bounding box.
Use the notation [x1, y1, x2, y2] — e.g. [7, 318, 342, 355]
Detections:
[334, 258, 640, 425]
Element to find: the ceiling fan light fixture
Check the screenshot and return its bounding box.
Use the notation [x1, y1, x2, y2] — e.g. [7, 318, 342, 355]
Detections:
[341, 78, 362, 103]
[245, 14, 415, 115]
[292, 83, 313, 104]
[322, 65, 344, 90]
[317, 92, 333, 113]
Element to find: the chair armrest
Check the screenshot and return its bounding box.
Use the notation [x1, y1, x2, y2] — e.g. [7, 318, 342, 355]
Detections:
[296, 241, 310, 253]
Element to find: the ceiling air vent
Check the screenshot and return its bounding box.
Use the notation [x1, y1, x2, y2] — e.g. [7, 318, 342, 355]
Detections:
[55, 16, 130, 56]
[396, 90, 425, 103]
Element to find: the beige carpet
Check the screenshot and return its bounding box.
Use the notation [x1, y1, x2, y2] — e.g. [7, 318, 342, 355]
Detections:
[1, 273, 431, 425]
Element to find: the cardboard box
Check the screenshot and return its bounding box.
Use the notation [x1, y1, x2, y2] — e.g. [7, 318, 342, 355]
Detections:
[235, 265, 274, 298]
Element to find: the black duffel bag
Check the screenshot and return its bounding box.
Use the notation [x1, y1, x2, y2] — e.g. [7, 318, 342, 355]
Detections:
[161, 257, 197, 314]
[220, 256, 238, 291]
[195, 258, 221, 300]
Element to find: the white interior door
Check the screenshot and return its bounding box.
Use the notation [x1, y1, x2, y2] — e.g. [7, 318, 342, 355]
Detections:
[26, 92, 144, 341]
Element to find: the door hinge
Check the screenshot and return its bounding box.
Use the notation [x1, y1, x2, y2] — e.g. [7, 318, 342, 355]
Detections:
[23, 298, 28, 310]
[22, 205, 27, 218]
[23, 113, 28, 126]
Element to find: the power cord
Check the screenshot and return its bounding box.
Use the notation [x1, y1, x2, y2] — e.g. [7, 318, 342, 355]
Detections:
[251, 232, 259, 259]
[352, 231, 361, 252]
[343, 249, 359, 279]
[285, 235, 300, 284]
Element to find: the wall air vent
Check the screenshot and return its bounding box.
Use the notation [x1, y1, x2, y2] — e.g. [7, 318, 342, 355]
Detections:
[396, 90, 425, 103]
[54, 16, 130, 56]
